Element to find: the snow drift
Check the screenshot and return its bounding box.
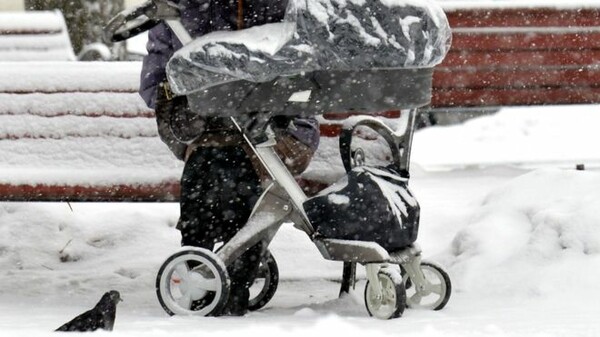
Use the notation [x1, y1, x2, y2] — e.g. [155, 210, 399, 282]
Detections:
[442, 169, 600, 298]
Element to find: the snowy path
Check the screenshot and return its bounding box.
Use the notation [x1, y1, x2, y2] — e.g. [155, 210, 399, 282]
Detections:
[3, 106, 600, 336]
[2, 167, 600, 336]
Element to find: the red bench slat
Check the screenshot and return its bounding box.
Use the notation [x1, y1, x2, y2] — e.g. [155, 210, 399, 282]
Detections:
[451, 31, 600, 51]
[0, 178, 327, 201]
[445, 8, 600, 28]
[432, 87, 600, 108]
[442, 50, 600, 68]
[0, 182, 180, 202]
[433, 67, 600, 89]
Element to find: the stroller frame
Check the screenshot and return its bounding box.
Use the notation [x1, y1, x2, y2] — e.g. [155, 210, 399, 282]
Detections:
[105, 0, 452, 319]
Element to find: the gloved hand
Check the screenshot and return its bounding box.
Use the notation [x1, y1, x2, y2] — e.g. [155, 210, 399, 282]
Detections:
[271, 115, 293, 130]
[168, 95, 206, 143]
[237, 112, 272, 143]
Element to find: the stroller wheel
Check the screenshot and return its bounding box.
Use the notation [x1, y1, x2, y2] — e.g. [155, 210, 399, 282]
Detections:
[403, 261, 451, 310]
[156, 247, 230, 316]
[248, 250, 279, 311]
[364, 268, 406, 319]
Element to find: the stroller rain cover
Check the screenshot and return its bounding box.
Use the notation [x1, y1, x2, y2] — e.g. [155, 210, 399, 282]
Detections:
[166, 0, 452, 95]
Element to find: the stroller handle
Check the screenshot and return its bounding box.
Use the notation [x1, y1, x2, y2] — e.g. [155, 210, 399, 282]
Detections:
[103, 0, 178, 43]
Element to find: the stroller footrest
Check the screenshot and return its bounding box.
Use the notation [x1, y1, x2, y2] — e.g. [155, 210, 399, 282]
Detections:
[387, 244, 422, 264]
[314, 239, 390, 263]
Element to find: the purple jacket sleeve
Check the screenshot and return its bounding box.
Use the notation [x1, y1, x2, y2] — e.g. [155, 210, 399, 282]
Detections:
[138, 14, 320, 151]
[139, 24, 175, 109]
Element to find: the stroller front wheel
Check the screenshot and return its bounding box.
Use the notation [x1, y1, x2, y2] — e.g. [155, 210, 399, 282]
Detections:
[402, 261, 451, 311]
[364, 268, 406, 319]
[156, 247, 230, 316]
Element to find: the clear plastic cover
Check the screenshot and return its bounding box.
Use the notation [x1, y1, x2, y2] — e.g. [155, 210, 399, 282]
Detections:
[167, 0, 452, 96]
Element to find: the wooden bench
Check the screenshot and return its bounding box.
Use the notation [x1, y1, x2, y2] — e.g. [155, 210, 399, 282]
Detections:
[2, 2, 600, 202]
[431, 2, 600, 109]
[0, 62, 181, 201]
[0, 61, 368, 201]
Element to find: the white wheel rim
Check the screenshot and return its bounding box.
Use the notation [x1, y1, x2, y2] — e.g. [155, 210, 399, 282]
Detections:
[159, 253, 224, 316]
[366, 274, 397, 319]
[404, 264, 447, 310]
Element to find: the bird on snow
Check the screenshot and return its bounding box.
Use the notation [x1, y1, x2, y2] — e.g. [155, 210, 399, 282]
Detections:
[55, 290, 122, 332]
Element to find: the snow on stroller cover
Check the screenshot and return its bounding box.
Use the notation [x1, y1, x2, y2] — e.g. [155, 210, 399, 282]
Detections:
[166, 0, 451, 116]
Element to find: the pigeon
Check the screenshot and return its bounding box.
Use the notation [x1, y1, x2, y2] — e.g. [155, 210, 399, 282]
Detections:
[55, 290, 122, 332]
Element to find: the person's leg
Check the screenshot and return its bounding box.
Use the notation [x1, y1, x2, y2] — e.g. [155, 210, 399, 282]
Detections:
[223, 240, 267, 315]
[178, 146, 225, 250]
[214, 146, 265, 315]
[179, 145, 265, 315]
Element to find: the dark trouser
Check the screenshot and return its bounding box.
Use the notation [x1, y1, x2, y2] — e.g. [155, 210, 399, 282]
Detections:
[178, 145, 265, 314]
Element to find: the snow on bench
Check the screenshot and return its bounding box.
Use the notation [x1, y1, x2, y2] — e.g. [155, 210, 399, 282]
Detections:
[0, 11, 75, 62]
[0, 61, 182, 201]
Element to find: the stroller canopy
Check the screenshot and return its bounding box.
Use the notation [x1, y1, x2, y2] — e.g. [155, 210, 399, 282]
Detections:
[166, 0, 452, 96]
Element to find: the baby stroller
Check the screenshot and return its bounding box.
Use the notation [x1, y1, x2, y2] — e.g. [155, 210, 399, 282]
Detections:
[105, 0, 452, 319]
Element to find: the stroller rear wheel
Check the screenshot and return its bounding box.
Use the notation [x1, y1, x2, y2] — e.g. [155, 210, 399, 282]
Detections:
[402, 261, 451, 310]
[364, 268, 406, 319]
[156, 247, 230, 316]
[248, 250, 279, 311]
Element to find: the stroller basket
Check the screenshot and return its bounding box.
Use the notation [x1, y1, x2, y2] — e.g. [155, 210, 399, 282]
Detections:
[185, 68, 433, 117]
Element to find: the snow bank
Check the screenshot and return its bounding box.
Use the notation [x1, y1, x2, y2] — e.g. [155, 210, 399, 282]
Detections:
[2, 166, 600, 335]
[412, 105, 600, 170]
[441, 169, 600, 298]
[0, 202, 340, 302]
[0, 203, 180, 301]
[5, 167, 599, 303]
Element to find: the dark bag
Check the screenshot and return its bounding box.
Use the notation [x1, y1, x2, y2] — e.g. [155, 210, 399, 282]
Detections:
[303, 166, 420, 252]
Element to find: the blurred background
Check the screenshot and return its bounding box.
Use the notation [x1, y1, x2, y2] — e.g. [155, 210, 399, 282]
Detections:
[0, 0, 148, 60]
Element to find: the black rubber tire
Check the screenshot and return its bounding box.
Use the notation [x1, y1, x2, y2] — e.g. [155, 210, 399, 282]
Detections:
[156, 248, 230, 316]
[364, 268, 406, 319]
[403, 261, 452, 311]
[248, 250, 279, 311]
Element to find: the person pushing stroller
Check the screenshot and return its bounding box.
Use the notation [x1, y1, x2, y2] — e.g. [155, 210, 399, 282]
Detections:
[139, 0, 320, 316]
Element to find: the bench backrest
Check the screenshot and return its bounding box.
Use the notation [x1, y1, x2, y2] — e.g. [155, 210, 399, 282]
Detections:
[0, 11, 75, 61]
[432, 2, 600, 109]
[0, 62, 183, 201]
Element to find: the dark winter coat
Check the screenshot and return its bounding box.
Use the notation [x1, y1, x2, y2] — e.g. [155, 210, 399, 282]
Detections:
[139, 0, 320, 152]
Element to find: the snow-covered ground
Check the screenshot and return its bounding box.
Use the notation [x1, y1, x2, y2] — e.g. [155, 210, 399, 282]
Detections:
[2, 105, 600, 336]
